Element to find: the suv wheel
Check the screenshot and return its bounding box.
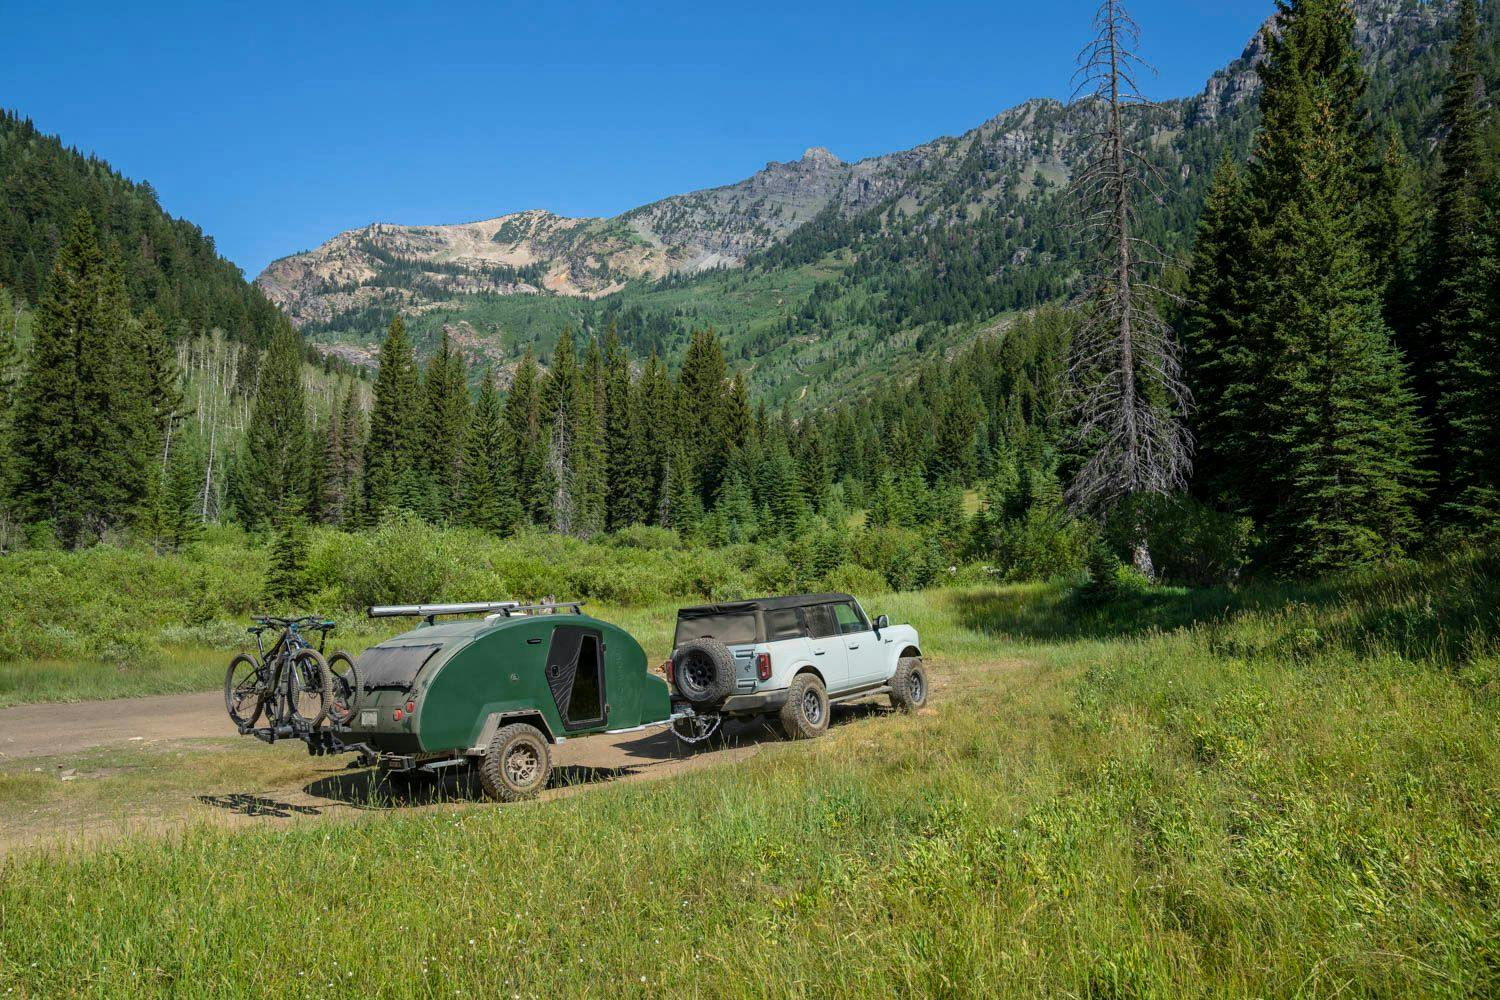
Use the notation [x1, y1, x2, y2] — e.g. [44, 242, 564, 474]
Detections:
[671, 639, 737, 707]
[779, 673, 830, 740]
[890, 656, 928, 713]
[479, 723, 552, 802]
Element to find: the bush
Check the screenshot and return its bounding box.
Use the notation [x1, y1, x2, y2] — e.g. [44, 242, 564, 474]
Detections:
[1107, 496, 1253, 587]
[853, 526, 944, 591]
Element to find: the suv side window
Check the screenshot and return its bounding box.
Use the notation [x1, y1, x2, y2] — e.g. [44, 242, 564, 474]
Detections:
[802, 604, 840, 639]
[765, 608, 803, 641]
[832, 602, 867, 635]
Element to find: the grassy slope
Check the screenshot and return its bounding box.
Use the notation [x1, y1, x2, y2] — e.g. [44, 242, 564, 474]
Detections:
[2, 557, 1497, 997]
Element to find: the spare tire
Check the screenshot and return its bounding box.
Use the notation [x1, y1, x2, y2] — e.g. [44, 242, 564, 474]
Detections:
[671, 638, 737, 707]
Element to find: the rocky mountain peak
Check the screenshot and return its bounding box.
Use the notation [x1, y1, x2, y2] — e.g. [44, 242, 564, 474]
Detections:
[800, 146, 842, 167]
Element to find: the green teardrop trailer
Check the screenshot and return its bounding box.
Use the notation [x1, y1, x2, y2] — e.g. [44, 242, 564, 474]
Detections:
[343, 601, 676, 801]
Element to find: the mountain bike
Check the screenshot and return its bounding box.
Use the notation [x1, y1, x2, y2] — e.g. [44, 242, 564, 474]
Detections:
[225, 617, 358, 731]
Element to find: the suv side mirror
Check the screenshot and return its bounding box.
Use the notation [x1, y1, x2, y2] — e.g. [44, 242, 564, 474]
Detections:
[873, 614, 889, 633]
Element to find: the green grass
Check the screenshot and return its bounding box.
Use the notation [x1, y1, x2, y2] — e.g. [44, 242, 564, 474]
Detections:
[1, 558, 1497, 997]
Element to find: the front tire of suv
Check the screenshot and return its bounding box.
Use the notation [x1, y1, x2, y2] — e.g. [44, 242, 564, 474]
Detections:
[779, 673, 830, 740]
[890, 656, 928, 713]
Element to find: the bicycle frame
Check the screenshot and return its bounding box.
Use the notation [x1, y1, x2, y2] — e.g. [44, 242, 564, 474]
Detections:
[247, 619, 334, 727]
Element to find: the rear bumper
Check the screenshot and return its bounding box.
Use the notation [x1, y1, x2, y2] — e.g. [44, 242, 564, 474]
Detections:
[720, 690, 789, 715]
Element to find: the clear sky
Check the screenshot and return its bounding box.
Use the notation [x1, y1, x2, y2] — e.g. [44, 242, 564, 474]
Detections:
[4, 1, 1272, 279]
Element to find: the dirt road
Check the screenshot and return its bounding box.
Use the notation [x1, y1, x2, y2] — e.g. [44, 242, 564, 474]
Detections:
[0, 690, 811, 856]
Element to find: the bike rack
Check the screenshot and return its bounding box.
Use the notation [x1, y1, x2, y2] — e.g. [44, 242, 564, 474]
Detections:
[239, 718, 373, 760]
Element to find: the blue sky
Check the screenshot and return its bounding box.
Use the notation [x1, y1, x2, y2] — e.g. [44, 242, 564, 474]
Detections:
[4, 1, 1271, 278]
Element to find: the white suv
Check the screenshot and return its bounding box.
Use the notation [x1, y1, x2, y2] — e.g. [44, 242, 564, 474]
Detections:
[667, 593, 927, 739]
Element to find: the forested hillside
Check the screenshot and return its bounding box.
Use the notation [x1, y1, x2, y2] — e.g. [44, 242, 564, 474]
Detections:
[0, 110, 285, 348]
[264, 0, 1499, 408]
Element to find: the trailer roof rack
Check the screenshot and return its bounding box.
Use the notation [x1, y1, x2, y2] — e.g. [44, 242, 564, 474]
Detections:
[367, 600, 586, 623]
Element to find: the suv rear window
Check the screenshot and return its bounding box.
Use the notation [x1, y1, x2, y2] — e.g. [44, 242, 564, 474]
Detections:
[764, 608, 803, 641]
[675, 613, 757, 646]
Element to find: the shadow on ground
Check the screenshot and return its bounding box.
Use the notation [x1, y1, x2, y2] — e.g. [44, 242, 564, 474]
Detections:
[196, 793, 322, 818]
[299, 702, 889, 810]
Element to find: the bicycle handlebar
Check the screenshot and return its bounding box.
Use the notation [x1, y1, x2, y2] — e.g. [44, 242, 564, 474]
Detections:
[251, 615, 337, 631]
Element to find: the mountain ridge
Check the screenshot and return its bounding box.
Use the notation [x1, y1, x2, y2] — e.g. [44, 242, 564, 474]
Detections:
[256, 0, 1478, 400]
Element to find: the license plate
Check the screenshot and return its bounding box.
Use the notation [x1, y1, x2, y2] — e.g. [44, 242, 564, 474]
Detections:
[360, 710, 377, 728]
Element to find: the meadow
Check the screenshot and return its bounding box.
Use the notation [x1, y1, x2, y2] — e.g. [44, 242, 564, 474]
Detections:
[1, 551, 1495, 997]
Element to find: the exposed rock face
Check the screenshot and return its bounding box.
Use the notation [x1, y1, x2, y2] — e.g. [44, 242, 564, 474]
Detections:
[257, 0, 1456, 334]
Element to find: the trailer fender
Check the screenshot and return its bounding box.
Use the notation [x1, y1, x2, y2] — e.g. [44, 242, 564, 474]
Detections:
[469, 709, 557, 753]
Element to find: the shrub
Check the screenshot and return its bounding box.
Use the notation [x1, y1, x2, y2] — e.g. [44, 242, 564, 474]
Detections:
[1106, 496, 1253, 587]
[853, 526, 944, 591]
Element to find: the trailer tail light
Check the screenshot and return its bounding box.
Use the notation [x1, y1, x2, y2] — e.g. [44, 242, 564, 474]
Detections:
[393, 708, 403, 722]
[756, 652, 772, 682]
[406, 700, 416, 715]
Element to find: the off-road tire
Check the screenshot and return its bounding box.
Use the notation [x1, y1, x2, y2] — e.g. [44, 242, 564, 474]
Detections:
[779, 673, 830, 740]
[225, 653, 266, 729]
[890, 656, 928, 713]
[480, 723, 552, 802]
[326, 650, 359, 725]
[289, 648, 335, 728]
[671, 638, 737, 707]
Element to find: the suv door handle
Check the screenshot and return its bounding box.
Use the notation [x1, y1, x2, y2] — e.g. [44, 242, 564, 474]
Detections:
[813, 649, 826, 655]
[848, 644, 860, 650]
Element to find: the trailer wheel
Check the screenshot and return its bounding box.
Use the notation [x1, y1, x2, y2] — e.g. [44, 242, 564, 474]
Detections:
[890, 656, 928, 713]
[479, 723, 552, 802]
[671, 639, 737, 707]
[779, 673, 830, 740]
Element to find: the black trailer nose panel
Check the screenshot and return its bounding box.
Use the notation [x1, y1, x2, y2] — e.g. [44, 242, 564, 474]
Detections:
[358, 643, 444, 693]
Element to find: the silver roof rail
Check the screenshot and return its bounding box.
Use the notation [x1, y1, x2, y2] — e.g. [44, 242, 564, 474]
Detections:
[367, 600, 585, 620]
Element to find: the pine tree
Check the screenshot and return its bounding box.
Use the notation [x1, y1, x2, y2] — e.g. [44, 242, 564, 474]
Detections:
[363, 315, 422, 519]
[322, 380, 364, 527]
[1184, 159, 1259, 511]
[237, 322, 310, 528]
[12, 211, 150, 545]
[602, 327, 640, 529]
[421, 330, 471, 522]
[677, 329, 731, 502]
[1246, 0, 1423, 571]
[263, 504, 310, 607]
[637, 351, 676, 526]
[1428, 0, 1499, 531]
[506, 345, 548, 524]
[459, 368, 520, 534]
[0, 286, 24, 505]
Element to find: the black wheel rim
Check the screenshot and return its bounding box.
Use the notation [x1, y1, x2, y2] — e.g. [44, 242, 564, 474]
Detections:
[802, 688, 824, 726]
[683, 655, 713, 694]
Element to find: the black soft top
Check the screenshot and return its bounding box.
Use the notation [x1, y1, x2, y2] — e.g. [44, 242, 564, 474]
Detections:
[676, 593, 856, 618]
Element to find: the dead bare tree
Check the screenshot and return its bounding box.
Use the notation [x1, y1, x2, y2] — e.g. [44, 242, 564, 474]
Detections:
[1065, 0, 1192, 579]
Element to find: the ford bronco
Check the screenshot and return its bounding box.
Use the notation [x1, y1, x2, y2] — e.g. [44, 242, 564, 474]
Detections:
[666, 593, 926, 739]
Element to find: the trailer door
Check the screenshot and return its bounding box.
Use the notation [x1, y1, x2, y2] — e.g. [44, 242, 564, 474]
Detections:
[545, 626, 608, 731]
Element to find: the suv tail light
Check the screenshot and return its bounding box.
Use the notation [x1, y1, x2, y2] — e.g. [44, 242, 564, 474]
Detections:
[663, 659, 675, 685]
[756, 652, 772, 682]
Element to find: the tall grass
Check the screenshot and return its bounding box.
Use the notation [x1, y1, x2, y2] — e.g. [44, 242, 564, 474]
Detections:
[1, 556, 1496, 996]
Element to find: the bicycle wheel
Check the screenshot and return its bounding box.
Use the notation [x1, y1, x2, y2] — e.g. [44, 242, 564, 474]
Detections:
[225, 654, 267, 729]
[327, 650, 359, 725]
[290, 648, 334, 727]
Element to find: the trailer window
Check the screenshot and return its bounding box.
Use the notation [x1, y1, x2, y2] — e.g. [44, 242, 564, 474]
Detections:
[675, 613, 757, 646]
